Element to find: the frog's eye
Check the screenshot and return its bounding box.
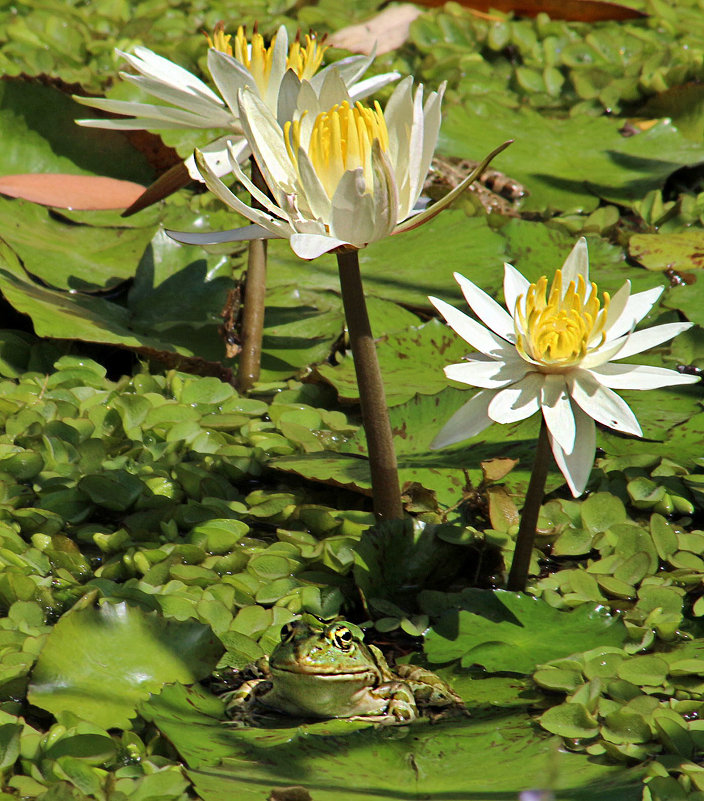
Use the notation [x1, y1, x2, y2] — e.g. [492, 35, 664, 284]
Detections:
[280, 623, 298, 643]
[331, 626, 354, 651]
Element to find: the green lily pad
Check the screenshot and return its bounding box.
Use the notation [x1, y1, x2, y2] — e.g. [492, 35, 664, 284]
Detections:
[440, 98, 704, 213]
[630, 231, 704, 272]
[424, 590, 627, 674]
[28, 594, 222, 729]
[141, 682, 643, 801]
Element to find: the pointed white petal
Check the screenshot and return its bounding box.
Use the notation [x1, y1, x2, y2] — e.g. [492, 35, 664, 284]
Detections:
[567, 370, 642, 437]
[121, 47, 222, 103]
[430, 390, 496, 449]
[369, 141, 399, 242]
[561, 237, 589, 293]
[265, 25, 289, 109]
[588, 362, 701, 390]
[605, 285, 663, 340]
[194, 150, 291, 237]
[401, 83, 425, 219]
[290, 233, 349, 259]
[393, 140, 512, 233]
[487, 372, 542, 424]
[503, 262, 530, 316]
[238, 86, 298, 195]
[454, 272, 515, 341]
[119, 72, 230, 122]
[313, 53, 373, 92]
[348, 71, 401, 101]
[445, 358, 527, 389]
[183, 136, 248, 181]
[429, 296, 514, 357]
[226, 144, 289, 221]
[276, 69, 302, 126]
[165, 225, 282, 245]
[73, 97, 216, 128]
[414, 82, 445, 212]
[207, 49, 255, 115]
[540, 374, 576, 454]
[549, 404, 595, 497]
[330, 169, 376, 247]
[295, 147, 332, 222]
[606, 322, 693, 361]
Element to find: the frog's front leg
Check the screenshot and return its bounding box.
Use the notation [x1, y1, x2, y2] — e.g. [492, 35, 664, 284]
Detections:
[221, 678, 274, 724]
[395, 664, 465, 710]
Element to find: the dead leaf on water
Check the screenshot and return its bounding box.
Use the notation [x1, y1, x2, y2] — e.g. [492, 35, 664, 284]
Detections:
[0, 173, 146, 210]
[329, 4, 422, 55]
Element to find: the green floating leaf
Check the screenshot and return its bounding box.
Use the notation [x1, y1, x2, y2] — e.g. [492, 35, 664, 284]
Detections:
[540, 702, 600, 739]
[141, 683, 643, 801]
[28, 595, 222, 729]
[440, 98, 704, 213]
[630, 231, 704, 272]
[425, 590, 627, 674]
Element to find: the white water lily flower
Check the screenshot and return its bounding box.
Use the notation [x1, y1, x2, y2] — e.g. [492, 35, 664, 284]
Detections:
[74, 24, 400, 180]
[430, 238, 699, 497]
[167, 76, 511, 259]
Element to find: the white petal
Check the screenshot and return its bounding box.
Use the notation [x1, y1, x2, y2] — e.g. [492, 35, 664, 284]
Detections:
[369, 143, 399, 242]
[290, 233, 349, 259]
[561, 237, 589, 293]
[549, 405, 596, 497]
[238, 87, 298, 196]
[348, 71, 401, 101]
[540, 374, 576, 454]
[429, 296, 513, 357]
[265, 25, 289, 110]
[207, 49, 255, 115]
[454, 272, 515, 341]
[330, 169, 376, 247]
[276, 69, 302, 125]
[605, 322, 693, 361]
[194, 150, 291, 237]
[430, 390, 496, 449]
[445, 358, 526, 389]
[503, 262, 530, 316]
[487, 372, 543, 424]
[567, 370, 642, 437]
[313, 53, 372, 92]
[73, 97, 216, 128]
[588, 362, 701, 390]
[401, 83, 425, 219]
[296, 147, 332, 221]
[119, 72, 230, 122]
[165, 225, 282, 245]
[605, 285, 663, 340]
[226, 144, 289, 221]
[317, 68, 352, 113]
[122, 47, 222, 104]
[415, 82, 445, 210]
[184, 136, 248, 181]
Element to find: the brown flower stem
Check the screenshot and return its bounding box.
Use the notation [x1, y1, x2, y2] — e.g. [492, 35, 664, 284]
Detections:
[336, 249, 403, 522]
[506, 417, 551, 592]
[235, 157, 268, 394]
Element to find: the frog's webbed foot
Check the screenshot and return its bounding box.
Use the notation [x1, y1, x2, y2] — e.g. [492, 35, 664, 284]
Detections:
[373, 681, 419, 725]
[395, 664, 467, 715]
[221, 679, 273, 726]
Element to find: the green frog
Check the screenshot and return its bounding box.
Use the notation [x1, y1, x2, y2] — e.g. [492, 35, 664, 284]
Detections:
[224, 619, 465, 724]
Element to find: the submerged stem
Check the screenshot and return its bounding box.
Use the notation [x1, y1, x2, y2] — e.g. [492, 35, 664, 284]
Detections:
[506, 418, 551, 592]
[236, 158, 268, 393]
[336, 249, 403, 522]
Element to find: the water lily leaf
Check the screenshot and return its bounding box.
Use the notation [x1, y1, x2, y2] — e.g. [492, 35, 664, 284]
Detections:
[0, 197, 156, 291]
[28, 595, 222, 729]
[141, 682, 642, 801]
[630, 231, 704, 271]
[424, 590, 627, 673]
[0, 79, 152, 183]
[440, 99, 704, 213]
[266, 212, 507, 310]
[316, 319, 473, 407]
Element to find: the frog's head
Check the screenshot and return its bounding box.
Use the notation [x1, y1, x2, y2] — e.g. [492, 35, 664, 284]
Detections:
[269, 620, 378, 677]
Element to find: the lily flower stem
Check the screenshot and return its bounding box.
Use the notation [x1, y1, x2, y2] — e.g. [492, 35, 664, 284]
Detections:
[235, 157, 269, 394]
[506, 418, 551, 593]
[336, 250, 403, 522]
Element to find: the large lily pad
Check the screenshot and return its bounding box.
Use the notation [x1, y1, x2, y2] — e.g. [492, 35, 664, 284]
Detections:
[141, 681, 642, 801]
[28, 595, 222, 730]
[440, 98, 704, 214]
[424, 590, 627, 673]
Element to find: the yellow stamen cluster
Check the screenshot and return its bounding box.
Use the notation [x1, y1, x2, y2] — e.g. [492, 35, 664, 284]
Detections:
[205, 22, 233, 55]
[284, 101, 389, 199]
[516, 270, 610, 368]
[205, 25, 329, 96]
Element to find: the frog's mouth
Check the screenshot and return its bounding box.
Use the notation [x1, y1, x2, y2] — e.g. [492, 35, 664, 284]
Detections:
[271, 665, 374, 678]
